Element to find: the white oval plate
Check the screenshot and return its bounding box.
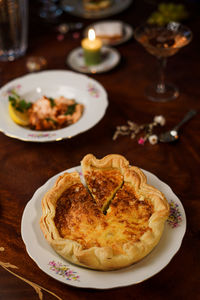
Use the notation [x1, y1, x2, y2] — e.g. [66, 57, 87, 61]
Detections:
[67, 46, 120, 74]
[83, 21, 133, 46]
[21, 166, 186, 289]
[62, 0, 133, 19]
[0, 70, 108, 142]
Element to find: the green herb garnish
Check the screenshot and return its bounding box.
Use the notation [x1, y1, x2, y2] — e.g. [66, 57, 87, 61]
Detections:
[45, 117, 58, 125]
[47, 97, 56, 107]
[8, 90, 32, 112]
[65, 103, 77, 115]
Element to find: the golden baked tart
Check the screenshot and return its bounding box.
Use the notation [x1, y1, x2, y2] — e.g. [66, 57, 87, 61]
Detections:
[40, 154, 169, 271]
[81, 154, 127, 212]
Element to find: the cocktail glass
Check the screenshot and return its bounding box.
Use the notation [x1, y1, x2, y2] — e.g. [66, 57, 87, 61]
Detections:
[134, 22, 192, 102]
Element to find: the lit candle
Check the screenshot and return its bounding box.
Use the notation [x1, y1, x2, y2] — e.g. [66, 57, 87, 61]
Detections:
[81, 29, 102, 66]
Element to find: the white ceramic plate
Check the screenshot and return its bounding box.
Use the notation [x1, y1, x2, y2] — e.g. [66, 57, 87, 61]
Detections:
[62, 0, 133, 19]
[21, 166, 186, 289]
[67, 46, 120, 74]
[84, 21, 133, 46]
[0, 70, 108, 142]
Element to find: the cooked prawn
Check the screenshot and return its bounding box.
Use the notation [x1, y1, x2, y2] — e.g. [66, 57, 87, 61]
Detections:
[28, 96, 84, 131]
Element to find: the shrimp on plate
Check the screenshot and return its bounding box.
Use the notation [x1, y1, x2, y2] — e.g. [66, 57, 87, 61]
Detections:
[28, 96, 84, 131]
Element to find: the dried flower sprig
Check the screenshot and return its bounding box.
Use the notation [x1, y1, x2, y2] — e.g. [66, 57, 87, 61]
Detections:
[148, 134, 158, 145]
[113, 115, 166, 145]
[154, 115, 166, 126]
[113, 120, 144, 141]
[137, 115, 166, 145]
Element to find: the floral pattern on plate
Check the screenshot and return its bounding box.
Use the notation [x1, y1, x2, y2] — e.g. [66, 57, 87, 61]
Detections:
[88, 83, 100, 98]
[49, 261, 80, 281]
[28, 133, 57, 139]
[3, 84, 21, 97]
[167, 200, 183, 228]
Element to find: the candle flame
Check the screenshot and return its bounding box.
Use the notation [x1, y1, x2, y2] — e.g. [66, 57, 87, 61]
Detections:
[88, 29, 95, 41]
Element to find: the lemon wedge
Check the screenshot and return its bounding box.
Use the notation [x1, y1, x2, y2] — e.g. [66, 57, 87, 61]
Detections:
[8, 103, 30, 126]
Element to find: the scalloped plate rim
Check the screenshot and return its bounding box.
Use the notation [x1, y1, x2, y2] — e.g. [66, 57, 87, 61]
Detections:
[0, 70, 108, 142]
[21, 165, 186, 289]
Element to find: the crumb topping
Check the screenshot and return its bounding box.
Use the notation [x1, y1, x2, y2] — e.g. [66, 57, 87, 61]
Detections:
[85, 169, 123, 211]
[54, 177, 154, 252]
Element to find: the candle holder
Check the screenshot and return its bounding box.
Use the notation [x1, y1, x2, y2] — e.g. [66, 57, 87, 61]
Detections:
[81, 29, 102, 66]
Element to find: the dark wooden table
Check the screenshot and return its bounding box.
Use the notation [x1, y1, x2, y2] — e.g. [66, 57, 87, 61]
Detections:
[0, 1, 200, 299]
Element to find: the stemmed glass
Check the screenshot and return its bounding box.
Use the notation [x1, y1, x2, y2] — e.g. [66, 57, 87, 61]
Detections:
[134, 22, 192, 102]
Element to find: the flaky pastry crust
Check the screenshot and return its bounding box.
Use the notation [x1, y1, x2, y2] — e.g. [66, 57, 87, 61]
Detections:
[40, 154, 169, 271]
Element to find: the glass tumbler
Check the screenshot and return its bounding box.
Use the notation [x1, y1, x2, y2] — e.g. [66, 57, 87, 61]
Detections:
[0, 0, 28, 61]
